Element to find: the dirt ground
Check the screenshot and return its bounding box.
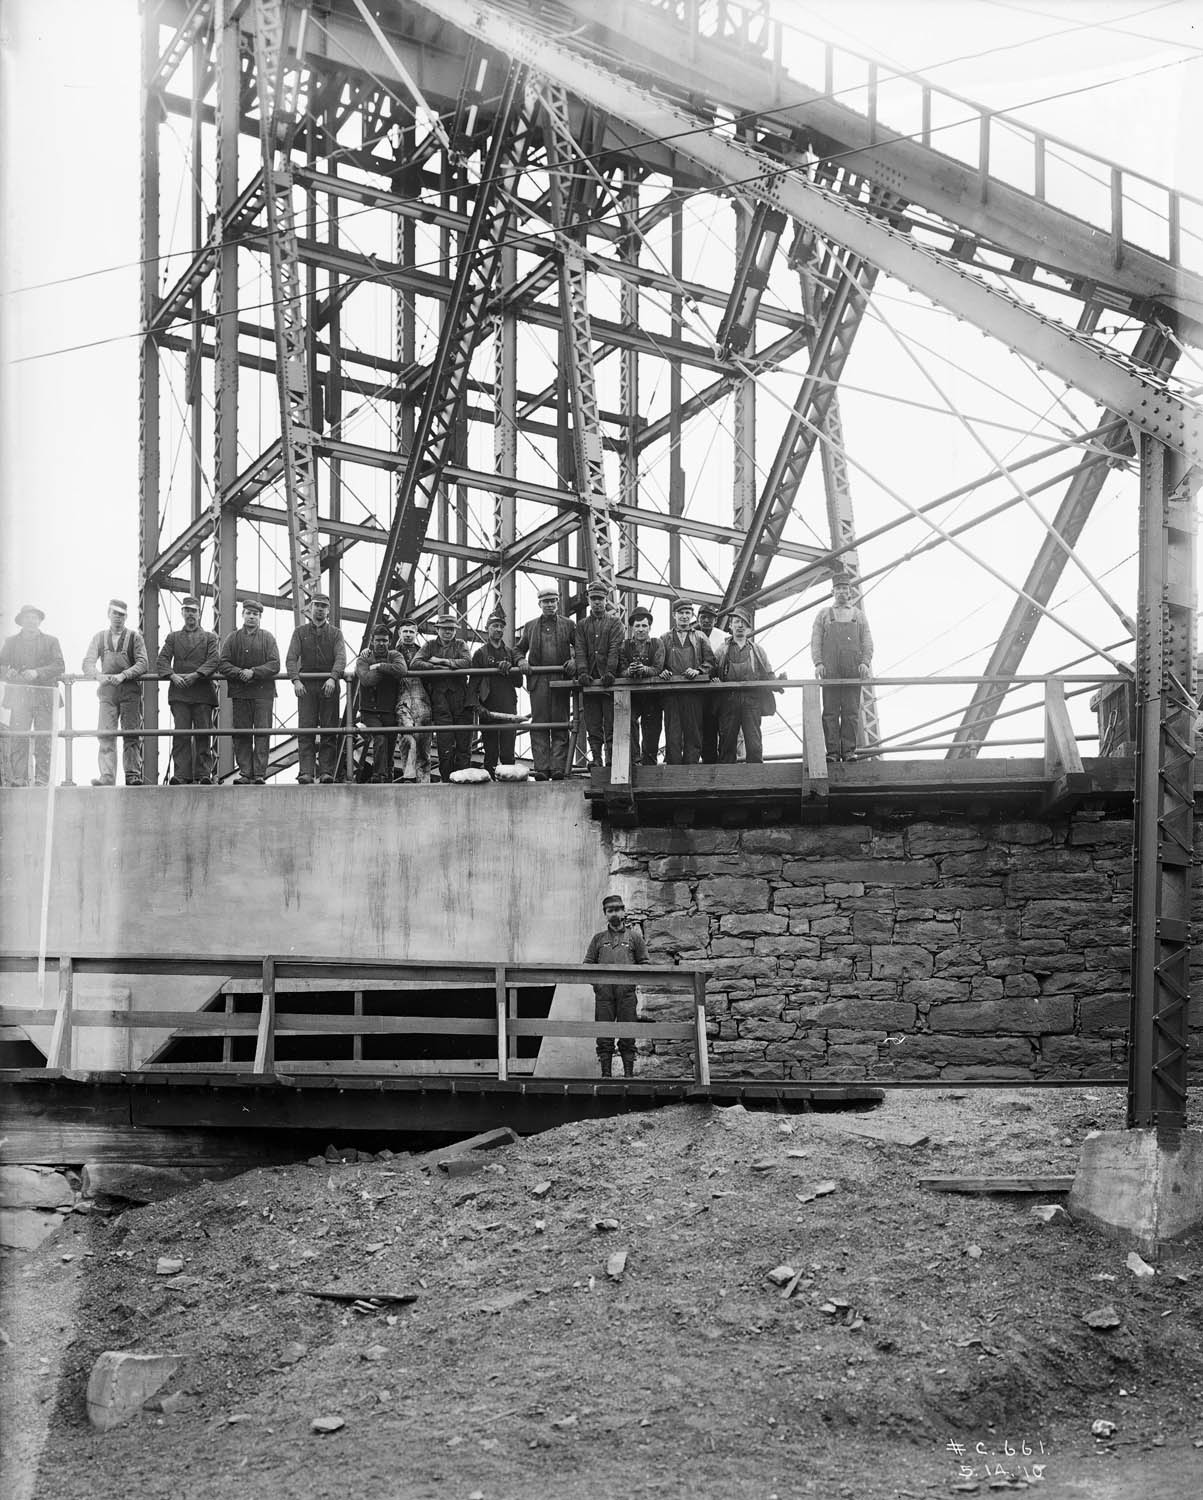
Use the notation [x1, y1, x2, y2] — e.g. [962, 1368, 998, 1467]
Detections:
[2, 1087, 1202, 1500]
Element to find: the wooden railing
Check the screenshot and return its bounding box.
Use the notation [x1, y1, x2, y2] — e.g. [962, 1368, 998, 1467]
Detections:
[0, 953, 711, 1084]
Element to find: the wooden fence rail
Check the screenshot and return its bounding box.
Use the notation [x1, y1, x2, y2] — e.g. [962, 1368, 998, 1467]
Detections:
[0, 953, 711, 1084]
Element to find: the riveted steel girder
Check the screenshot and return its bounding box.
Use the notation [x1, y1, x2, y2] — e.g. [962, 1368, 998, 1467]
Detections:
[411, 0, 1203, 465]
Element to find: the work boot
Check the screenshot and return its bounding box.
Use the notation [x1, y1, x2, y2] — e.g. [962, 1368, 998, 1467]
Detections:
[598, 1055, 613, 1078]
[621, 1056, 636, 1078]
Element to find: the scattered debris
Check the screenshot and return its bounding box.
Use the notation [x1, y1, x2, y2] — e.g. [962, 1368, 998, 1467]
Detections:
[303, 1289, 418, 1308]
[155, 1258, 185, 1276]
[86, 1351, 180, 1431]
[478, 1290, 531, 1315]
[279, 1341, 307, 1366]
[550, 1413, 578, 1429]
[1030, 1204, 1070, 1225]
[965, 1244, 983, 1260]
[795, 1181, 837, 1204]
[311, 1415, 345, 1435]
[920, 1176, 1074, 1194]
[360, 1345, 388, 1362]
[1125, 1251, 1156, 1279]
[592, 1218, 619, 1233]
[1082, 1306, 1122, 1331]
[1091, 1418, 1117, 1438]
[606, 1248, 629, 1282]
[531, 1181, 553, 1199]
[766, 1265, 796, 1287]
[830, 1123, 930, 1150]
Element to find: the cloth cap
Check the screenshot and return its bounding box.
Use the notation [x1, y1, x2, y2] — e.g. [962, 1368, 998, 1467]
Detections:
[108, 598, 128, 613]
[398, 616, 417, 628]
[242, 599, 264, 615]
[435, 612, 458, 627]
[537, 587, 559, 602]
[370, 623, 391, 637]
[670, 597, 695, 614]
[697, 603, 717, 617]
[309, 593, 331, 606]
[486, 612, 507, 626]
[602, 893, 626, 909]
[181, 595, 200, 609]
[628, 607, 654, 624]
[15, 605, 45, 624]
[586, 581, 609, 598]
[729, 604, 753, 625]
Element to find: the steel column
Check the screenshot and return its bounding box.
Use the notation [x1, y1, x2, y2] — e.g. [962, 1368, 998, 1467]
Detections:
[1129, 435, 1197, 1131]
[139, 1, 163, 784]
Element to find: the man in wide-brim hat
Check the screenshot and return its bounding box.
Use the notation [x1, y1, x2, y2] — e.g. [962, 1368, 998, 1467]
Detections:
[0, 605, 65, 786]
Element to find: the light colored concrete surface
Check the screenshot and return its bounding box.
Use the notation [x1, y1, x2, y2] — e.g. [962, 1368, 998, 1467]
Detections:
[0, 783, 613, 1068]
[0, 1165, 73, 1208]
[1069, 1128, 1203, 1251]
[533, 982, 595, 1076]
[0, 1208, 62, 1250]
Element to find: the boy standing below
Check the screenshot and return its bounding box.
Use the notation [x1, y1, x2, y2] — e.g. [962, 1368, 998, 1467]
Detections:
[583, 894, 648, 1078]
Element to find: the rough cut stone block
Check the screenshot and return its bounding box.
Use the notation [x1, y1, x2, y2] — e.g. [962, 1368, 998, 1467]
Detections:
[795, 824, 872, 855]
[789, 957, 855, 981]
[970, 976, 1005, 1002]
[1040, 1036, 1118, 1070]
[754, 935, 823, 957]
[0, 1208, 61, 1251]
[1079, 993, 1130, 1033]
[919, 1035, 1034, 1066]
[771, 887, 831, 909]
[626, 878, 693, 913]
[87, 1352, 181, 1431]
[739, 828, 804, 853]
[1068, 819, 1133, 846]
[1021, 900, 1110, 933]
[650, 854, 780, 879]
[709, 937, 754, 958]
[962, 910, 1020, 940]
[871, 945, 933, 980]
[927, 997, 1073, 1035]
[901, 979, 970, 1006]
[934, 945, 985, 978]
[993, 821, 1054, 845]
[905, 824, 986, 856]
[0, 1166, 74, 1210]
[644, 915, 710, 952]
[1008, 872, 1112, 900]
[852, 912, 894, 943]
[781, 859, 938, 886]
[695, 876, 771, 913]
[823, 882, 865, 899]
[808, 916, 852, 938]
[808, 999, 917, 1031]
[939, 851, 1013, 879]
[718, 912, 788, 936]
[735, 1020, 798, 1041]
[628, 828, 736, 856]
[894, 920, 959, 948]
[730, 996, 785, 1020]
[1006, 847, 1092, 871]
[895, 885, 1003, 910]
[1003, 974, 1041, 998]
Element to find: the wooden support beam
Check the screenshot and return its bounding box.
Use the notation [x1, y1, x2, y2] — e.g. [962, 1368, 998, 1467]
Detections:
[920, 1175, 1075, 1193]
[254, 956, 276, 1075]
[495, 965, 508, 1082]
[47, 958, 74, 1071]
[1043, 678, 1084, 776]
[693, 970, 710, 1086]
[802, 683, 829, 801]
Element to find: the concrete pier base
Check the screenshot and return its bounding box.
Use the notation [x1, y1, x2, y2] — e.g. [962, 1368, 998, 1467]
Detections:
[1068, 1128, 1203, 1255]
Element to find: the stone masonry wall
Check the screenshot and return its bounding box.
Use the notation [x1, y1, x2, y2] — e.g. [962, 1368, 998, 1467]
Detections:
[607, 813, 1203, 1082]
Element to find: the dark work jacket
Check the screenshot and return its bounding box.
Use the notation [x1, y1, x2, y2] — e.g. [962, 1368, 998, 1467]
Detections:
[471, 641, 520, 716]
[413, 637, 473, 713]
[355, 648, 407, 717]
[219, 628, 280, 701]
[157, 627, 220, 705]
[573, 614, 623, 681]
[0, 630, 65, 685]
[285, 621, 347, 682]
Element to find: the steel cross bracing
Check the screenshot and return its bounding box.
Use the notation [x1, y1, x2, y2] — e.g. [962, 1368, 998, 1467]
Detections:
[364, 62, 537, 638]
[414, 0, 1203, 465]
[251, 0, 323, 621]
[1129, 437, 1197, 1132]
[542, 81, 616, 595]
[947, 325, 1181, 760]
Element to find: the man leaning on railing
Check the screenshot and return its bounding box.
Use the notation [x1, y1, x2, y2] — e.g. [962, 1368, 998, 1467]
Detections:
[83, 598, 148, 787]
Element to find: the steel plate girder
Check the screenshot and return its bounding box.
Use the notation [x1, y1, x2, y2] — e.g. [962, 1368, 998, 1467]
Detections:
[410, 0, 1203, 465]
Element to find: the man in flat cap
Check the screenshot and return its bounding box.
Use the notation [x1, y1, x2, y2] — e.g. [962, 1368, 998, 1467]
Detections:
[394, 618, 432, 783]
[657, 598, 716, 764]
[413, 612, 474, 780]
[574, 581, 623, 769]
[471, 612, 522, 777]
[811, 571, 873, 761]
[286, 593, 347, 783]
[156, 595, 219, 784]
[0, 605, 65, 786]
[219, 599, 280, 784]
[713, 604, 782, 764]
[516, 586, 575, 780]
[83, 599, 148, 786]
[617, 606, 664, 766]
[354, 623, 408, 783]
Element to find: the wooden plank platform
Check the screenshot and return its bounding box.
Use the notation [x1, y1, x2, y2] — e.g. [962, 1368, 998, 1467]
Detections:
[588, 756, 1139, 821]
[0, 1070, 884, 1156]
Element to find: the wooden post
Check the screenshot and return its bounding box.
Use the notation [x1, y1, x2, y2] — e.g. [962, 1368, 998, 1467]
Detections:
[48, 957, 74, 1070]
[1043, 678, 1083, 777]
[802, 683, 829, 800]
[611, 687, 632, 785]
[495, 965, 508, 1081]
[353, 990, 363, 1064]
[254, 955, 276, 1075]
[693, 970, 710, 1085]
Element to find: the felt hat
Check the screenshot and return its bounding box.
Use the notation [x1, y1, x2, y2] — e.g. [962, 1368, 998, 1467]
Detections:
[628, 607, 654, 624]
[15, 605, 45, 625]
[728, 604, 753, 626]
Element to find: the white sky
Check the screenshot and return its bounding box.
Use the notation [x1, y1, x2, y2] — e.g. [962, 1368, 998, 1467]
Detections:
[1, 0, 1201, 755]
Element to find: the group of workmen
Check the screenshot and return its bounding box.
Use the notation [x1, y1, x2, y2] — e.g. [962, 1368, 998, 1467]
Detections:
[0, 573, 872, 786]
